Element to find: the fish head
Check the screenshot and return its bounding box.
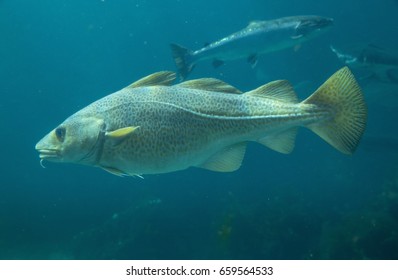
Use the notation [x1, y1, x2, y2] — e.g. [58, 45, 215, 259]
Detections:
[293, 16, 333, 39]
[330, 45, 360, 66]
[35, 115, 106, 165]
[329, 44, 382, 67]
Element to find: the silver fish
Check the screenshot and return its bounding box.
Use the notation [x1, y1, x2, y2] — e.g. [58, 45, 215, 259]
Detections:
[35, 67, 366, 177]
[171, 15, 333, 79]
[331, 44, 398, 83]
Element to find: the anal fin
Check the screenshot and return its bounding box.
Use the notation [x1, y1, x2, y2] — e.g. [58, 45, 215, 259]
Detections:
[258, 128, 297, 154]
[197, 142, 247, 172]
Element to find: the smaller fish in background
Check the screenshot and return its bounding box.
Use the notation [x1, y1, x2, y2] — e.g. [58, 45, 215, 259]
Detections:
[171, 15, 333, 80]
[330, 44, 398, 84]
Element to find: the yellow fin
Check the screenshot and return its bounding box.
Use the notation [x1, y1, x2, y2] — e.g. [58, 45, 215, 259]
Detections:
[106, 126, 139, 138]
[177, 78, 242, 94]
[126, 71, 176, 88]
[246, 80, 298, 103]
[197, 142, 246, 172]
[303, 67, 367, 154]
[258, 128, 297, 154]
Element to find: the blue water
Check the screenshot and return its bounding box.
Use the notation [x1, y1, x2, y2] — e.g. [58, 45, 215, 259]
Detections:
[1, 0, 398, 259]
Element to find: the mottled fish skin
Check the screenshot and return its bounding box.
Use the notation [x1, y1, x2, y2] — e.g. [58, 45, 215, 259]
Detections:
[79, 86, 311, 174]
[35, 68, 367, 177]
[171, 15, 334, 79]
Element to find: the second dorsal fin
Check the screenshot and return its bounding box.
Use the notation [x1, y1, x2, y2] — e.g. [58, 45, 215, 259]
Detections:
[177, 78, 242, 94]
[246, 80, 298, 103]
[126, 71, 176, 88]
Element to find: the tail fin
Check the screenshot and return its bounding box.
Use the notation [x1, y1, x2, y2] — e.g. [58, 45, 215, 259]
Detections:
[303, 67, 367, 154]
[170, 43, 195, 80]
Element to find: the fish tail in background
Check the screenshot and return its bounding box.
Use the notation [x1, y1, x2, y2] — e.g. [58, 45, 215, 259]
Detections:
[170, 43, 195, 80]
[303, 67, 367, 154]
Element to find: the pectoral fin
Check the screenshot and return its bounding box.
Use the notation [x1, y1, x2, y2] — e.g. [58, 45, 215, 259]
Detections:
[105, 126, 139, 146]
[106, 126, 139, 138]
[101, 166, 127, 177]
[100, 165, 144, 178]
[197, 142, 246, 172]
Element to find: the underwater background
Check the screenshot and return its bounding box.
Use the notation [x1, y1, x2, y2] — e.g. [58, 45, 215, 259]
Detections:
[1, 0, 398, 260]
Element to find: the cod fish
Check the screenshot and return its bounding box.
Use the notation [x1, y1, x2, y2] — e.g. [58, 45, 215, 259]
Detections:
[171, 15, 333, 79]
[35, 67, 366, 177]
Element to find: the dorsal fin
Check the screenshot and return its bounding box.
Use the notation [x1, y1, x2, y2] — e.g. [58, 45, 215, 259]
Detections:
[126, 71, 176, 88]
[246, 80, 298, 103]
[177, 78, 242, 94]
[247, 20, 263, 28]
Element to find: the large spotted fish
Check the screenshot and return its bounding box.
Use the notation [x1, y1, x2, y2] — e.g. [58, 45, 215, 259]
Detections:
[35, 67, 366, 177]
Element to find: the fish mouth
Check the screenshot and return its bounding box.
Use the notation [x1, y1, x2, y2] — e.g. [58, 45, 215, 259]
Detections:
[36, 148, 61, 160]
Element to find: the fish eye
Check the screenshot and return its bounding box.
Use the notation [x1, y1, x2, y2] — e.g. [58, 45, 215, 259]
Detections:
[55, 127, 66, 142]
